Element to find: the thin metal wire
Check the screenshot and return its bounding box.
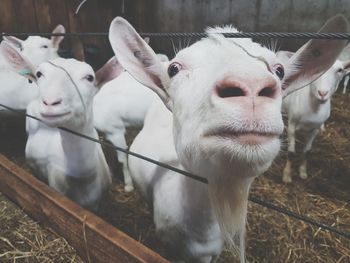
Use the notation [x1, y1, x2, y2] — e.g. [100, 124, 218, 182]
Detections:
[0, 103, 207, 184]
[249, 196, 350, 239]
[47, 61, 87, 113]
[1, 102, 349, 240]
[2, 32, 350, 39]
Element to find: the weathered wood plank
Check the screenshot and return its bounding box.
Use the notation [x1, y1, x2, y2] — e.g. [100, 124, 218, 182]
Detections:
[69, 0, 124, 68]
[0, 154, 169, 263]
[65, 0, 85, 61]
[46, 0, 71, 30]
[72, 0, 107, 67]
[0, 0, 17, 32]
[33, 0, 52, 32]
[47, 0, 71, 51]
[12, 0, 38, 33]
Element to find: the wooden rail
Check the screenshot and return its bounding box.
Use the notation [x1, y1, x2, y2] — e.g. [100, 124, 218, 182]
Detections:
[0, 154, 169, 263]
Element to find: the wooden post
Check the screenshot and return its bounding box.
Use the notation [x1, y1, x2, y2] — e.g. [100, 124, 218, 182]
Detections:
[0, 154, 169, 263]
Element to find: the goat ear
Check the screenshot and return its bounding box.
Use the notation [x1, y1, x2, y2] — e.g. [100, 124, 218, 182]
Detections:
[282, 15, 350, 97]
[51, 24, 65, 49]
[2, 36, 23, 50]
[95, 56, 124, 88]
[109, 17, 172, 111]
[342, 60, 350, 74]
[0, 41, 36, 82]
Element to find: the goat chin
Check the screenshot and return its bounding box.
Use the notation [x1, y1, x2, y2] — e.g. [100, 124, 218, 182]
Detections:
[208, 175, 254, 263]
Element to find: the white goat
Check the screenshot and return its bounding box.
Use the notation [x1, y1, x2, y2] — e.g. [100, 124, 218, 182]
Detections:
[93, 53, 168, 192]
[109, 16, 349, 262]
[0, 43, 121, 211]
[338, 44, 350, 94]
[279, 53, 350, 183]
[0, 25, 65, 110]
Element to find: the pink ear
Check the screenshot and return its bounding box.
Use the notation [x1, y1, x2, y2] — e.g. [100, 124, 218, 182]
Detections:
[282, 15, 350, 97]
[0, 41, 36, 82]
[95, 56, 124, 88]
[109, 17, 172, 110]
[2, 36, 23, 50]
[51, 24, 65, 48]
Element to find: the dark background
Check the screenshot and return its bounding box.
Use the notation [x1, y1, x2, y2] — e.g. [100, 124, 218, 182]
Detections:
[1, 0, 349, 68]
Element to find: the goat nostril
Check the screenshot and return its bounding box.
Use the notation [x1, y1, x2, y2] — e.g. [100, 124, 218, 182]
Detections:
[258, 87, 276, 98]
[52, 100, 62, 106]
[43, 99, 62, 106]
[218, 87, 245, 98]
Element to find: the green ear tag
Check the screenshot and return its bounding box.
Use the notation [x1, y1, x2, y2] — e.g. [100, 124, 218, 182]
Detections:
[18, 69, 32, 76]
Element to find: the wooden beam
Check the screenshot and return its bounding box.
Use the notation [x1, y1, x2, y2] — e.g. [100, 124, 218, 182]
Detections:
[0, 154, 169, 263]
[0, 0, 17, 33]
[65, 0, 85, 61]
[12, 0, 38, 33]
[33, 0, 52, 32]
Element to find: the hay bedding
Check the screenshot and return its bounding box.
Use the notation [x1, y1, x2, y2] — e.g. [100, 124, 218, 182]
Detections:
[0, 192, 83, 263]
[0, 92, 349, 262]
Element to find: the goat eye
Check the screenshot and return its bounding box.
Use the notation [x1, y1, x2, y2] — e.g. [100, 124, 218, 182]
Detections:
[167, 62, 182, 78]
[273, 64, 284, 80]
[85, 74, 94, 82]
[337, 68, 343, 73]
[36, 71, 43, 78]
[41, 45, 48, 49]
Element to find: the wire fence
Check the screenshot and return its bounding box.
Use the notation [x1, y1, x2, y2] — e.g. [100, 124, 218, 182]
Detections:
[2, 31, 350, 40]
[1, 102, 349, 240]
[0, 28, 350, 241]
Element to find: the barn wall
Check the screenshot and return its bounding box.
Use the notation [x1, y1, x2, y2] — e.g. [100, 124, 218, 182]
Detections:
[0, 0, 146, 68]
[0, 0, 349, 67]
[151, 0, 350, 55]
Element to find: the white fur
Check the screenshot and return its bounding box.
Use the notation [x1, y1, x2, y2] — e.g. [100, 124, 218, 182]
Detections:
[93, 54, 168, 192]
[338, 44, 350, 94]
[0, 49, 113, 211]
[281, 59, 350, 183]
[109, 16, 349, 262]
[0, 25, 64, 110]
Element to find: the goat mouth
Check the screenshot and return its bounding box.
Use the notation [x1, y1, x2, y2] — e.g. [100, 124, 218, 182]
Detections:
[317, 97, 329, 103]
[203, 130, 280, 145]
[41, 111, 71, 119]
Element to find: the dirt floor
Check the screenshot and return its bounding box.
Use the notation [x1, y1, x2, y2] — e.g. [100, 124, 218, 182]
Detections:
[0, 92, 349, 263]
